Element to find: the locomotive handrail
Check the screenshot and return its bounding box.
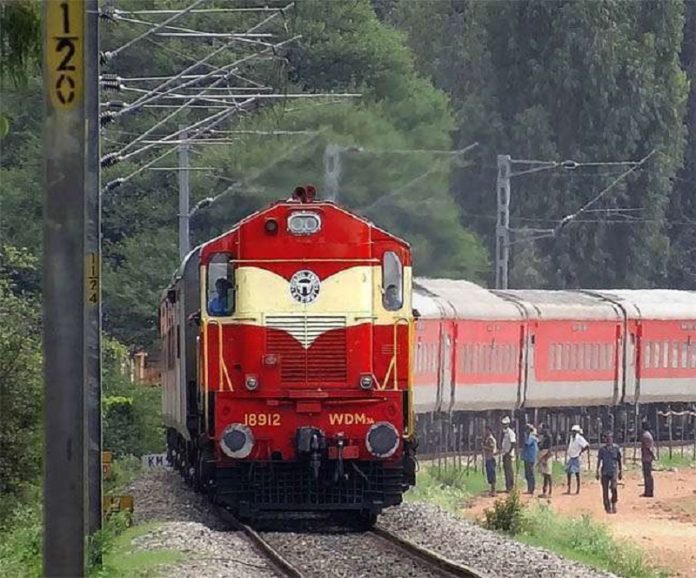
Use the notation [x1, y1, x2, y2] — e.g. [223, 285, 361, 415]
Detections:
[378, 317, 411, 391]
[208, 319, 234, 392]
[202, 318, 210, 433]
[393, 317, 411, 390]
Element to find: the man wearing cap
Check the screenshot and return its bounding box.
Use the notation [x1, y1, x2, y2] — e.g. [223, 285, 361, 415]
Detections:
[501, 416, 517, 492]
[565, 424, 589, 494]
[522, 424, 539, 495]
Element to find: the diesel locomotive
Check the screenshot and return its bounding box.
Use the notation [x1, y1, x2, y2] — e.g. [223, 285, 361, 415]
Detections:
[161, 186, 416, 524]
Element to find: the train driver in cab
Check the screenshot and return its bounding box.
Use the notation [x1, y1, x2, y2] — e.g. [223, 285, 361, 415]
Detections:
[384, 284, 401, 310]
[209, 278, 233, 316]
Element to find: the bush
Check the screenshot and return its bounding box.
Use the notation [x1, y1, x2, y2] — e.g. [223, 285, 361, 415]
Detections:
[483, 489, 524, 534]
[102, 340, 164, 458]
[88, 511, 132, 575]
[0, 490, 42, 578]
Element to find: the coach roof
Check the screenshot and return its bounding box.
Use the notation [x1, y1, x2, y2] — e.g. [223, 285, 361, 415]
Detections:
[586, 289, 696, 320]
[495, 290, 622, 321]
[414, 278, 524, 320]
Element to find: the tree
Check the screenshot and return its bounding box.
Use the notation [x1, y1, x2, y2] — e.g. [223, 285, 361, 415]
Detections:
[0, 247, 41, 520]
[396, 0, 688, 289]
[0, 0, 40, 135]
[667, 0, 696, 287]
[96, 0, 488, 345]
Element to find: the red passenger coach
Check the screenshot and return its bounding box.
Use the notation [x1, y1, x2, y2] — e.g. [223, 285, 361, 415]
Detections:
[161, 187, 415, 523]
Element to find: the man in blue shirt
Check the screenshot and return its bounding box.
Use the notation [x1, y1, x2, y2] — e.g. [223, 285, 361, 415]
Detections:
[596, 431, 623, 514]
[208, 278, 232, 316]
[522, 424, 539, 495]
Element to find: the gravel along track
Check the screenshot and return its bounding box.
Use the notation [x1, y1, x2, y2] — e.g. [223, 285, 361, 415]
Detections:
[263, 529, 456, 578]
[125, 470, 276, 578]
[380, 502, 617, 578]
[125, 470, 616, 578]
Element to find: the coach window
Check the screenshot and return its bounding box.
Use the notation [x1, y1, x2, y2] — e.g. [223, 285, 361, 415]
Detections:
[207, 253, 235, 316]
[382, 251, 403, 311]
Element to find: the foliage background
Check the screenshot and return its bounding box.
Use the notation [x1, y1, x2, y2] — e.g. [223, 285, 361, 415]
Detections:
[2, 0, 696, 574]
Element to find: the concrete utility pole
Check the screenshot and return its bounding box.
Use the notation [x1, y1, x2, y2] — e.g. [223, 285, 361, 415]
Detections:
[324, 143, 341, 201]
[495, 154, 511, 290]
[85, 0, 103, 539]
[43, 0, 88, 574]
[179, 126, 190, 260]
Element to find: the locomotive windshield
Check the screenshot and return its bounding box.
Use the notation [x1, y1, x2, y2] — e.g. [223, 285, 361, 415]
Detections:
[382, 251, 403, 311]
[207, 253, 235, 316]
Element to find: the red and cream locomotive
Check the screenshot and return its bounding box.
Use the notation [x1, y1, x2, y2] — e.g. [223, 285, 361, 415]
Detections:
[161, 186, 416, 524]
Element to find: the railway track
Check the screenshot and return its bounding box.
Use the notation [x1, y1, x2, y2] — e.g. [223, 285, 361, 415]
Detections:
[217, 505, 489, 578]
[370, 525, 490, 578]
[216, 506, 304, 578]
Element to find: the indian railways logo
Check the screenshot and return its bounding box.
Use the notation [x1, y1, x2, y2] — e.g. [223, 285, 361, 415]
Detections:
[290, 270, 321, 304]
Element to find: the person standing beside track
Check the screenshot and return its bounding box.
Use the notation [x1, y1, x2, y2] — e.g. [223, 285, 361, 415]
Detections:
[565, 424, 589, 494]
[483, 425, 498, 496]
[501, 416, 517, 492]
[537, 423, 554, 498]
[640, 420, 656, 498]
[596, 431, 622, 514]
[522, 424, 539, 494]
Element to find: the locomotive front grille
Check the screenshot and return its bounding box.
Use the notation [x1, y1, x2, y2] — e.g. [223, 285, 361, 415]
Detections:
[266, 315, 347, 382]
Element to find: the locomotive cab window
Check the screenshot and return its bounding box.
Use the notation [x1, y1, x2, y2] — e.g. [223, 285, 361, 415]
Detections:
[382, 251, 403, 311]
[207, 253, 235, 316]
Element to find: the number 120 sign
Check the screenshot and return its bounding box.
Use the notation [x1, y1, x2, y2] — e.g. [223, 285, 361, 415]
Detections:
[46, 0, 84, 110]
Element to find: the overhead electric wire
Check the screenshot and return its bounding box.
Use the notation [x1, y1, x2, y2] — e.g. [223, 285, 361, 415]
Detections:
[554, 149, 656, 231]
[122, 32, 299, 116]
[117, 7, 286, 15]
[118, 97, 255, 162]
[105, 0, 207, 59]
[107, 33, 299, 162]
[116, 5, 293, 115]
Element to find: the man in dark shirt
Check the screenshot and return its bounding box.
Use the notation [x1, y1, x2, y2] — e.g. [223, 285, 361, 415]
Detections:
[640, 420, 656, 497]
[596, 431, 622, 514]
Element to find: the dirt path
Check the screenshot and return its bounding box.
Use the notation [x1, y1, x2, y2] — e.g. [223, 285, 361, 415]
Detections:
[464, 466, 696, 577]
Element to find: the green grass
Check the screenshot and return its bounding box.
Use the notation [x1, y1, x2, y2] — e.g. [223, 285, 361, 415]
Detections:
[407, 464, 666, 578]
[519, 505, 667, 578]
[92, 522, 184, 578]
[652, 451, 696, 470]
[406, 464, 490, 511]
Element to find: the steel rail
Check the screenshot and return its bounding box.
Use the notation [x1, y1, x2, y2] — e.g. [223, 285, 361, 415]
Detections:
[216, 507, 305, 578]
[370, 526, 491, 578]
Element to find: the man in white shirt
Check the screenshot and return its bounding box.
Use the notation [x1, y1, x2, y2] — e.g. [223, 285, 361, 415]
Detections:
[565, 424, 589, 494]
[501, 416, 517, 492]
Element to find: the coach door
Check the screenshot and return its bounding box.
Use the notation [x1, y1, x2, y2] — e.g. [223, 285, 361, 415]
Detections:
[437, 323, 455, 413]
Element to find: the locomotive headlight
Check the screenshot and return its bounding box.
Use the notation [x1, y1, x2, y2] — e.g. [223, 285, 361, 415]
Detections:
[359, 374, 374, 390]
[220, 424, 254, 459]
[365, 421, 399, 458]
[288, 212, 321, 235]
[245, 375, 259, 391]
